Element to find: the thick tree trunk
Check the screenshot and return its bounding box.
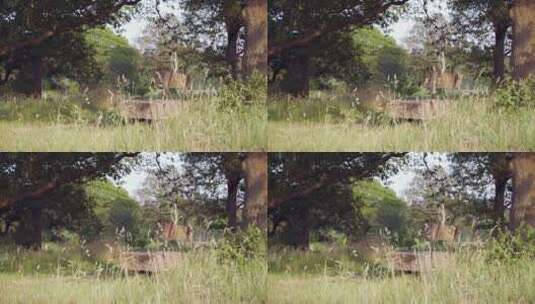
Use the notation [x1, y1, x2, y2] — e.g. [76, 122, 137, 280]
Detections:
[242, 152, 268, 232]
[493, 22, 508, 84]
[510, 153, 535, 230]
[282, 52, 310, 97]
[31, 53, 44, 99]
[226, 174, 241, 231]
[288, 207, 310, 250]
[30, 207, 43, 250]
[242, 0, 268, 76]
[510, 0, 535, 79]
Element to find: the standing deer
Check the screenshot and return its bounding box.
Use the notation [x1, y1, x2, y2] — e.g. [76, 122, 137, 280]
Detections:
[155, 52, 190, 97]
[424, 204, 458, 243]
[423, 52, 463, 94]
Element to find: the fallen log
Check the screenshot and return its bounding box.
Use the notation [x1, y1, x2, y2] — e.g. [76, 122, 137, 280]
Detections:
[384, 99, 451, 121]
[387, 251, 452, 273]
[117, 100, 181, 122]
[118, 251, 184, 273]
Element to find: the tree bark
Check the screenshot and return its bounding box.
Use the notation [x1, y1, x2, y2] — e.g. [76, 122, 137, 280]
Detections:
[242, 0, 268, 76]
[510, 0, 535, 79]
[30, 207, 43, 250]
[242, 152, 268, 232]
[493, 21, 508, 84]
[223, 0, 243, 79]
[31, 53, 44, 99]
[282, 52, 310, 97]
[493, 175, 508, 224]
[226, 24, 241, 79]
[510, 153, 535, 230]
[226, 174, 241, 231]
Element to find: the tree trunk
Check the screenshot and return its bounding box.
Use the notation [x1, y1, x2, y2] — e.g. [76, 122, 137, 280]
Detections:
[510, 0, 535, 79]
[493, 22, 508, 84]
[510, 153, 535, 230]
[493, 175, 507, 224]
[242, 0, 268, 76]
[31, 53, 44, 99]
[30, 207, 43, 250]
[226, 24, 241, 79]
[282, 52, 310, 97]
[242, 152, 268, 232]
[226, 174, 241, 231]
[224, 0, 243, 79]
[288, 207, 310, 250]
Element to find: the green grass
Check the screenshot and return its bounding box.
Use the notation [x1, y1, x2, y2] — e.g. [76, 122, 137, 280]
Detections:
[268, 248, 535, 304]
[0, 243, 267, 303]
[268, 94, 535, 151]
[0, 95, 266, 152]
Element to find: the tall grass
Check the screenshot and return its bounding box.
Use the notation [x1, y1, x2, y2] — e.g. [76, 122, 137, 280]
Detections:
[0, 243, 267, 303]
[268, 94, 535, 151]
[0, 96, 266, 151]
[268, 248, 535, 304]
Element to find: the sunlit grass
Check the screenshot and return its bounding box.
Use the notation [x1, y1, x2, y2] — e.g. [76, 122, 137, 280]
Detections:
[268, 96, 535, 151]
[0, 244, 267, 304]
[268, 249, 535, 304]
[0, 98, 266, 151]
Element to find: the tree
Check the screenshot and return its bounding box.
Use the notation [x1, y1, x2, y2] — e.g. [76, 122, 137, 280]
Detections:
[157, 0, 267, 78]
[86, 27, 147, 94]
[149, 153, 267, 232]
[0, 32, 99, 98]
[510, 153, 535, 229]
[242, 0, 268, 75]
[268, 153, 402, 249]
[242, 152, 268, 231]
[448, 153, 512, 226]
[510, 0, 535, 79]
[353, 180, 410, 245]
[0, 1, 140, 97]
[447, 0, 511, 83]
[0, 0, 140, 56]
[268, 0, 409, 96]
[0, 153, 136, 249]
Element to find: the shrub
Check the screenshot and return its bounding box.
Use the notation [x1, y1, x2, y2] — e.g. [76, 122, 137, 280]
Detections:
[217, 73, 267, 110]
[486, 224, 535, 262]
[216, 227, 266, 266]
[494, 76, 535, 110]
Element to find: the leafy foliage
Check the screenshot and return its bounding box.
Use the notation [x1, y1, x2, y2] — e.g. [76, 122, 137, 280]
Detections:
[487, 224, 535, 262]
[216, 227, 267, 266]
[494, 76, 535, 111]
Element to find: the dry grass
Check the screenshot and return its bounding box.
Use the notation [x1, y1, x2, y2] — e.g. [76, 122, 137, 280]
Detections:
[0, 250, 267, 304]
[0, 99, 266, 152]
[268, 252, 535, 304]
[268, 99, 535, 151]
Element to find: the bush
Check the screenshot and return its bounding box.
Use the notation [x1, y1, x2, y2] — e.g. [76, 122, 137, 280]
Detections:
[486, 224, 535, 262]
[216, 227, 266, 266]
[217, 73, 267, 111]
[494, 76, 535, 111]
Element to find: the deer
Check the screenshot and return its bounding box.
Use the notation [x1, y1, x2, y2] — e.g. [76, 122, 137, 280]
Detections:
[423, 52, 463, 94]
[157, 204, 193, 246]
[424, 204, 458, 245]
[155, 52, 190, 98]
